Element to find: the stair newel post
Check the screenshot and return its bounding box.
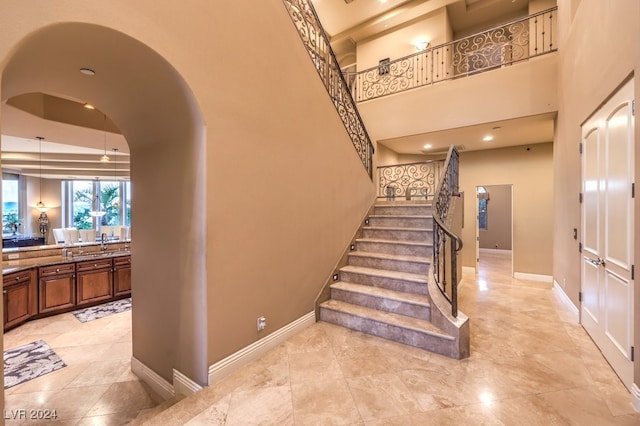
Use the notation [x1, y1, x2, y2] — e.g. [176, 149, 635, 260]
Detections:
[450, 237, 458, 318]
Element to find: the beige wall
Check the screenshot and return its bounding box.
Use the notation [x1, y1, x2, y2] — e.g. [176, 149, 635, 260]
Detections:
[459, 143, 553, 276]
[479, 184, 512, 250]
[554, 0, 640, 386]
[356, 7, 451, 71]
[0, 1, 376, 388]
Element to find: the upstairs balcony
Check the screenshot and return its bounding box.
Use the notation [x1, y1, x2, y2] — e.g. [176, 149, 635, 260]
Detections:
[349, 7, 557, 103]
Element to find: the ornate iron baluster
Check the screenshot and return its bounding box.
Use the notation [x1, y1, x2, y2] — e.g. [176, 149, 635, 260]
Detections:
[282, 0, 374, 178]
[432, 146, 463, 317]
[352, 7, 557, 102]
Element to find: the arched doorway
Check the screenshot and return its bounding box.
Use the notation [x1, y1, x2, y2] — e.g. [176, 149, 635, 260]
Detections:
[1, 22, 208, 392]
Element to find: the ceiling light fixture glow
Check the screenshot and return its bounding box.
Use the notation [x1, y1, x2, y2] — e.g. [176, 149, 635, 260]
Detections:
[79, 68, 95, 76]
[423, 144, 432, 149]
[83, 102, 95, 110]
[483, 135, 494, 142]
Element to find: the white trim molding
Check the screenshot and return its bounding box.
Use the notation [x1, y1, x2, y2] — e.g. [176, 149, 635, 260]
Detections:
[632, 383, 640, 413]
[552, 280, 579, 323]
[514, 272, 553, 283]
[173, 369, 203, 397]
[462, 266, 476, 275]
[131, 356, 175, 401]
[208, 311, 315, 386]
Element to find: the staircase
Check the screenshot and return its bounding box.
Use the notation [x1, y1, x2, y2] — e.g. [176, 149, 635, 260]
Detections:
[319, 200, 465, 358]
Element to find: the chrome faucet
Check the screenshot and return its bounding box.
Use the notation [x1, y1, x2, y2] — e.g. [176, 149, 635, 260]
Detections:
[101, 233, 108, 251]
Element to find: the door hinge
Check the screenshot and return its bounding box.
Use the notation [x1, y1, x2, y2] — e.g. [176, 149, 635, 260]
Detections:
[632, 346, 635, 362]
[579, 192, 583, 203]
[632, 183, 635, 198]
[579, 242, 582, 253]
[579, 291, 582, 302]
[579, 142, 583, 154]
[632, 100, 635, 116]
[632, 265, 635, 280]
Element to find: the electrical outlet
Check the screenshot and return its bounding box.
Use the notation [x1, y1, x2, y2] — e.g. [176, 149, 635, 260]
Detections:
[257, 316, 266, 331]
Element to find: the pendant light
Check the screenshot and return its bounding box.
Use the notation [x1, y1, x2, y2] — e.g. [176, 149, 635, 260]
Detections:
[100, 114, 109, 162]
[112, 148, 120, 208]
[89, 178, 106, 217]
[35, 136, 49, 212]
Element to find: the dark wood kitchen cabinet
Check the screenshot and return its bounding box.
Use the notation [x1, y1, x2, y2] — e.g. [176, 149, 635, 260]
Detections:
[39, 263, 76, 314]
[3, 268, 37, 330]
[76, 258, 114, 306]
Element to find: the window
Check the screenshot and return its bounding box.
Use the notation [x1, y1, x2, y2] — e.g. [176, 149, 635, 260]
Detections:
[477, 187, 489, 230]
[2, 173, 21, 234]
[64, 180, 131, 229]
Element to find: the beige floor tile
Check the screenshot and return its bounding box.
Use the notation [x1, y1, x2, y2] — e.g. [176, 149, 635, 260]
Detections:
[288, 348, 343, 385]
[291, 377, 362, 425]
[65, 359, 131, 388]
[347, 373, 423, 420]
[225, 385, 294, 425]
[84, 380, 156, 417]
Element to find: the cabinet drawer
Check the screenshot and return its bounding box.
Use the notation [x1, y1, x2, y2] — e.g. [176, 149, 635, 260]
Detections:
[3, 270, 32, 286]
[76, 259, 113, 272]
[39, 263, 75, 277]
[113, 256, 131, 268]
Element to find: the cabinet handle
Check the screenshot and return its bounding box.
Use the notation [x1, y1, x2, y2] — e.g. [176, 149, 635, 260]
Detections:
[94, 264, 98, 268]
[56, 268, 60, 273]
[15, 276, 20, 281]
[3, 290, 6, 294]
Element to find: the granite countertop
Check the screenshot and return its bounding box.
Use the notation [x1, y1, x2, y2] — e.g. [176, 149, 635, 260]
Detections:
[2, 251, 131, 275]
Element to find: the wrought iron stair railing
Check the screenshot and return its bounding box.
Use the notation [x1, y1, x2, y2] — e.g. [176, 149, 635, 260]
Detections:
[433, 146, 463, 317]
[351, 7, 558, 102]
[377, 160, 444, 201]
[282, 0, 374, 178]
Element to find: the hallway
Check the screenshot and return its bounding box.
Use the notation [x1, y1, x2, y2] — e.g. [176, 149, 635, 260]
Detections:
[3, 253, 640, 424]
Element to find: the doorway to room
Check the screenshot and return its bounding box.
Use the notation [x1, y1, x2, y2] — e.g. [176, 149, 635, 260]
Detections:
[580, 77, 635, 390]
[475, 184, 513, 276]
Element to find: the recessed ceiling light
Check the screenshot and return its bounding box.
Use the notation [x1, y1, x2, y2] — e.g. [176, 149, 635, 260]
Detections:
[83, 102, 95, 110]
[423, 144, 432, 149]
[79, 68, 95, 76]
[483, 135, 494, 142]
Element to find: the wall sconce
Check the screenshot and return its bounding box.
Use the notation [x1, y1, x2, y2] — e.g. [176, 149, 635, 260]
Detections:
[415, 41, 430, 51]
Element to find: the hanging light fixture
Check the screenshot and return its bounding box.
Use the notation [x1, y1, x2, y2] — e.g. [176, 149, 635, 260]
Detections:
[100, 114, 110, 162]
[35, 136, 49, 212]
[89, 178, 106, 217]
[112, 148, 120, 208]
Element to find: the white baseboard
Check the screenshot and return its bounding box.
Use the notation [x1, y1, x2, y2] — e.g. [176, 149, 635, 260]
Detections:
[631, 383, 640, 413]
[552, 280, 579, 323]
[479, 248, 512, 254]
[131, 356, 175, 400]
[514, 272, 553, 283]
[462, 266, 476, 275]
[173, 369, 203, 397]
[208, 311, 315, 386]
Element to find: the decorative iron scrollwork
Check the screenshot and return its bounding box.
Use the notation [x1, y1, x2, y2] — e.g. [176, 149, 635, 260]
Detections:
[283, 0, 374, 178]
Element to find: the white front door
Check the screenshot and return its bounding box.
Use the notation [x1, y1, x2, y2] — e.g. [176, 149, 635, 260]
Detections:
[581, 79, 635, 390]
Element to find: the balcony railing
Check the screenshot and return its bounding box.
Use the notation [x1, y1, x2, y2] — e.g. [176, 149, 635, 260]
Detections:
[282, 0, 375, 178]
[377, 161, 444, 201]
[351, 7, 558, 102]
[432, 146, 463, 317]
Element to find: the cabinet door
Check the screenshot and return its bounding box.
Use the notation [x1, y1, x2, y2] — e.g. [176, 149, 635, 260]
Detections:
[113, 256, 131, 297]
[76, 259, 113, 306]
[39, 274, 76, 313]
[4, 281, 31, 329]
[3, 269, 37, 330]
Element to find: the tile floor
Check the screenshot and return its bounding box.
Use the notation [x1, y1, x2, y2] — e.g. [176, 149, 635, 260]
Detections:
[3, 306, 158, 425]
[5, 251, 640, 425]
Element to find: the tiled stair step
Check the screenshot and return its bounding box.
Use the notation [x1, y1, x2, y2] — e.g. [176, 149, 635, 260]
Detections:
[319, 300, 455, 355]
[367, 215, 431, 228]
[339, 265, 428, 295]
[374, 203, 433, 216]
[330, 281, 430, 320]
[355, 238, 433, 258]
[362, 226, 433, 243]
[347, 251, 430, 275]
